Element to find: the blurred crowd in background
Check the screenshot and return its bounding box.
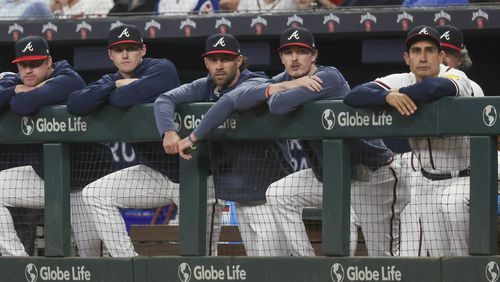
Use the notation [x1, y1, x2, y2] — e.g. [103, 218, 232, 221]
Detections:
[0, 0, 497, 21]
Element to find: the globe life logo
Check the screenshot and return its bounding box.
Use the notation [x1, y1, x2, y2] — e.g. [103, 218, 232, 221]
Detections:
[485, 261, 500, 282]
[25, 263, 38, 282]
[483, 105, 498, 127]
[178, 263, 192, 282]
[322, 109, 336, 130]
[330, 263, 344, 282]
[20, 117, 88, 135]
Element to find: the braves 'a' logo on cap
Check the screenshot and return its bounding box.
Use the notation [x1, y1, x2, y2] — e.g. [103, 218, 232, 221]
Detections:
[287, 30, 300, 40]
[22, 42, 34, 52]
[213, 37, 225, 47]
[418, 27, 429, 35]
[118, 28, 130, 38]
[440, 30, 451, 40]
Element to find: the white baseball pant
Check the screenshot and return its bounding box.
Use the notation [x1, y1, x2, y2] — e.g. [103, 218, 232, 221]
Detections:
[235, 202, 290, 256]
[0, 166, 93, 256]
[441, 176, 469, 256]
[416, 175, 469, 257]
[397, 152, 424, 256]
[265, 168, 359, 256]
[441, 149, 500, 255]
[73, 164, 223, 257]
[351, 160, 411, 256]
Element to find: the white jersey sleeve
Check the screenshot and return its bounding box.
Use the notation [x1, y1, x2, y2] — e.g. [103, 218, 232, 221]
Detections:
[470, 79, 484, 97]
[373, 73, 416, 90]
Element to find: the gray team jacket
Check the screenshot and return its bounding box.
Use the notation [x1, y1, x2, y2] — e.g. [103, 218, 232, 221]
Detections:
[264, 65, 393, 181]
[154, 69, 293, 204]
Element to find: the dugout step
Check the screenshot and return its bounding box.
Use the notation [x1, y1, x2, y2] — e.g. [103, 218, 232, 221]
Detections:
[130, 221, 368, 257]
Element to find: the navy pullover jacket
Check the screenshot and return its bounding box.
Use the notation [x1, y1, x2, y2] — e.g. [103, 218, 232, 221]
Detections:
[264, 65, 393, 181]
[67, 57, 181, 182]
[67, 58, 179, 115]
[0, 61, 111, 189]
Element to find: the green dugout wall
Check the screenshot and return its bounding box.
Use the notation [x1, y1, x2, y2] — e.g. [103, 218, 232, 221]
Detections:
[0, 97, 499, 282]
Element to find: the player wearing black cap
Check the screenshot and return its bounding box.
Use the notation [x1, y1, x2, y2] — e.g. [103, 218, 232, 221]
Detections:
[436, 24, 484, 97]
[345, 25, 473, 257]
[0, 35, 89, 256]
[249, 27, 408, 257]
[154, 33, 293, 256]
[68, 24, 179, 113]
[66, 24, 189, 257]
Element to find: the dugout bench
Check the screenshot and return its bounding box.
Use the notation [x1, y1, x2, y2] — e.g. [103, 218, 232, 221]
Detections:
[129, 208, 369, 256]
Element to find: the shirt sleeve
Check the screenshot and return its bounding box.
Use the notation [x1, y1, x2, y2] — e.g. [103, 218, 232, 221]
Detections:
[66, 75, 116, 116]
[470, 80, 484, 97]
[192, 77, 267, 140]
[268, 67, 350, 114]
[109, 59, 180, 108]
[0, 86, 16, 113]
[10, 71, 86, 115]
[375, 73, 413, 89]
[154, 78, 206, 136]
[343, 82, 390, 108]
[0, 73, 19, 90]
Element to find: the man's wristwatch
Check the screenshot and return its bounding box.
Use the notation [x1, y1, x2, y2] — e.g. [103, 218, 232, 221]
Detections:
[188, 134, 197, 150]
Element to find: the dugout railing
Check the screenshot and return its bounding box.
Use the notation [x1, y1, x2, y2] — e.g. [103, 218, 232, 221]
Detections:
[0, 97, 498, 282]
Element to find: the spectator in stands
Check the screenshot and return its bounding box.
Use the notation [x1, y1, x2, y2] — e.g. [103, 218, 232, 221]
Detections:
[344, 25, 473, 256]
[108, 0, 128, 13]
[154, 33, 293, 256]
[402, 0, 468, 6]
[342, 0, 401, 5]
[0, 35, 88, 256]
[0, 0, 51, 20]
[128, 0, 158, 13]
[66, 24, 207, 257]
[435, 25, 483, 96]
[317, 0, 342, 9]
[252, 27, 409, 256]
[219, 0, 238, 10]
[237, 0, 313, 12]
[51, 0, 113, 18]
[108, 0, 158, 15]
[157, 0, 219, 14]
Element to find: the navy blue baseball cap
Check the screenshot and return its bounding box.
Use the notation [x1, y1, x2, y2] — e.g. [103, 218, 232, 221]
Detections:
[406, 25, 441, 50]
[279, 27, 315, 51]
[436, 25, 463, 52]
[202, 33, 241, 57]
[12, 36, 50, 63]
[108, 24, 143, 48]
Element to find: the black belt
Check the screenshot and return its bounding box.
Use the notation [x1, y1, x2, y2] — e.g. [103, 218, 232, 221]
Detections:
[421, 168, 470, 181]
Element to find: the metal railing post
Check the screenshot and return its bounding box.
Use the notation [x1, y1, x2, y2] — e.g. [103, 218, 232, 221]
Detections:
[322, 139, 351, 256]
[43, 143, 71, 257]
[469, 136, 497, 255]
[179, 144, 209, 256]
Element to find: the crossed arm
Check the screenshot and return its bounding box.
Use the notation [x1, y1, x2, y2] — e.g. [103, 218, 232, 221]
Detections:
[344, 77, 458, 115]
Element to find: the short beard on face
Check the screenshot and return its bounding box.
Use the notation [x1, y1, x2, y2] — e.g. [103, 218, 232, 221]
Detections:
[214, 71, 236, 88]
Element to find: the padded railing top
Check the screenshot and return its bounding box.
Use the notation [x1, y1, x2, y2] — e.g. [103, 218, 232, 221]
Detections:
[0, 97, 499, 143]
